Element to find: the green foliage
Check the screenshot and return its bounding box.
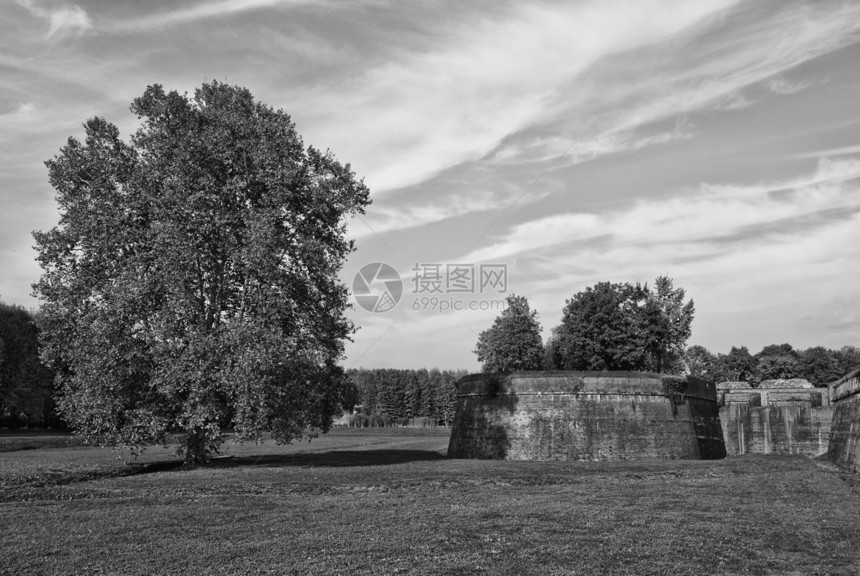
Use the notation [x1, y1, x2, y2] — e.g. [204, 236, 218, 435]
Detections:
[711, 346, 756, 383]
[344, 368, 465, 426]
[32, 82, 370, 463]
[643, 276, 695, 373]
[758, 343, 799, 359]
[798, 346, 843, 385]
[553, 281, 648, 371]
[754, 354, 801, 382]
[473, 294, 543, 373]
[549, 277, 694, 373]
[688, 343, 857, 386]
[0, 303, 58, 428]
[750, 343, 799, 383]
[684, 344, 716, 379]
[542, 326, 565, 370]
[835, 346, 860, 376]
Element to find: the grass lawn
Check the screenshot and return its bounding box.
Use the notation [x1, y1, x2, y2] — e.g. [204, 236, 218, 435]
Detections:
[1, 427, 859, 575]
[0, 430, 85, 452]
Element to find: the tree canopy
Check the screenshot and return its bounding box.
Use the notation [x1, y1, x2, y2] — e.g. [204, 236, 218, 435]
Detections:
[641, 276, 695, 373]
[474, 294, 544, 372]
[548, 277, 695, 373]
[684, 343, 857, 386]
[32, 82, 370, 463]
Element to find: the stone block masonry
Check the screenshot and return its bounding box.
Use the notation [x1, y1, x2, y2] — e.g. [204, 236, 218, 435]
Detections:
[718, 381, 832, 457]
[446, 371, 725, 461]
[827, 369, 860, 472]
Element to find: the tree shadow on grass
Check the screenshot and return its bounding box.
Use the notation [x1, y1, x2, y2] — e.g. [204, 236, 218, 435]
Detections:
[1, 450, 445, 499]
[209, 449, 446, 469]
[126, 449, 446, 476]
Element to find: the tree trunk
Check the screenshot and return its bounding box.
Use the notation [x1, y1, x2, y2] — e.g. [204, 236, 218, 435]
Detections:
[183, 426, 208, 465]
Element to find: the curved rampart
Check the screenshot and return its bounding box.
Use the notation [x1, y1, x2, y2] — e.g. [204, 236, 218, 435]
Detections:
[827, 368, 860, 472]
[446, 371, 725, 461]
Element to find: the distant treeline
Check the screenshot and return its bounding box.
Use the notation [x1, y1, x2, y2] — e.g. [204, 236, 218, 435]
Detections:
[685, 343, 860, 387]
[0, 302, 62, 428]
[342, 368, 468, 427]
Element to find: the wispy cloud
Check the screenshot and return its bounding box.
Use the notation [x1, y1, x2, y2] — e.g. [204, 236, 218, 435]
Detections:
[768, 77, 814, 96]
[293, 0, 737, 194]
[16, 0, 91, 39]
[489, 119, 694, 166]
[109, 0, 319, 31]
[460, 157, 860, 264]
[795, 144, 860, 159]
[350, 188, 551, 239]
[486, 1, 860, 170]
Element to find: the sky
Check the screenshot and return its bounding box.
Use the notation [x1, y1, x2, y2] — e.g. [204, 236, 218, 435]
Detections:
[1, 0, 859, 372]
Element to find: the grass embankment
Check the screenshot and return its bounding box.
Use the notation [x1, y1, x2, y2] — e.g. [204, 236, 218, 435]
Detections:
[1, 428, 859, 575]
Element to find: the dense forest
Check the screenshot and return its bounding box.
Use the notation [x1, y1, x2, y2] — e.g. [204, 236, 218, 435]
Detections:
[341, 368, 467, 427]
[0, 302, 59, 428]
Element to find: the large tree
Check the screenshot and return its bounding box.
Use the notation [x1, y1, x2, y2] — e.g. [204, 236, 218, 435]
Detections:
[33, 82, 370, 463]
[752, 343, 801, 383]
[684, 344, 716, 379]
[641, 276, 695, 373]
[553, 282, 649, 371]
[798, 346, 842, 386]
[550, 277, 694, 373]
[712, 346, 756, 383]
[474, 294, 544, 372]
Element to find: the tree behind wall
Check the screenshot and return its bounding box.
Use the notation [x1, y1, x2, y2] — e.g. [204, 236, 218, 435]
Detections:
[687, 343, 857, 386]
[684, 344, 717, 379]
[554, 282, 648, 371]
[32, 82, 370, 463]
[474, 294, 544, 372]
[834, 346, 860, 377]
[711, 346, 756, 383]
[798, 346, 843, 385]
[642, 276, 695, 373]
[549, 277, 694, 373]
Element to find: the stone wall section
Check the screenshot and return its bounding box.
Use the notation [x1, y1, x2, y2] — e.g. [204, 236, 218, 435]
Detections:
[447, 372, 725, 461]
[827, 368, 860, 472]
[718, 382, 832, 457]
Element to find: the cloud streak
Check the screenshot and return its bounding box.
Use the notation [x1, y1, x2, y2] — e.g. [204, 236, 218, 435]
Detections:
[460, 157, 860, 264]
[350, 187, 552, 239]
[16, 0, 91, 38]
[491, 1, 860, 169]
[796, 144, 860, 159]
[108, 0, 320, 32]
[293, 0, 738, 194]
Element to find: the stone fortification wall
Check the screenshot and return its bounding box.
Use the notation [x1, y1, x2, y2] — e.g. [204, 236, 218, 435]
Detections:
[446, 371, 725, 461]
[827, 369, 860, 472]
[718, 381, 832, 457]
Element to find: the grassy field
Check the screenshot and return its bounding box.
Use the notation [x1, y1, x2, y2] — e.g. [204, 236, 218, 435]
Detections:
[1, 428, 859, 576]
